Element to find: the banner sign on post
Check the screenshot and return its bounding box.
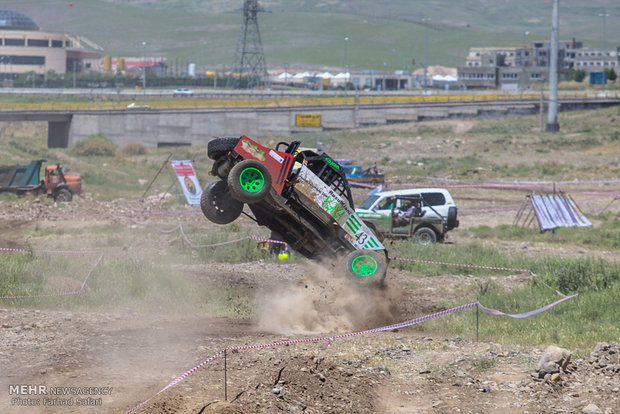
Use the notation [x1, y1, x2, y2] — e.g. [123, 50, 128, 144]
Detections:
[171, 160, 202, 205]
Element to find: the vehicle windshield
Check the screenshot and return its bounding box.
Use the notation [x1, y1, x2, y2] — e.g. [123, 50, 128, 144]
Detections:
[358, 195, 379, 210]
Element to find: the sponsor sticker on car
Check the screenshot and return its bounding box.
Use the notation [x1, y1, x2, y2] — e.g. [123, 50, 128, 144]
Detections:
[297, 166, 384, 251]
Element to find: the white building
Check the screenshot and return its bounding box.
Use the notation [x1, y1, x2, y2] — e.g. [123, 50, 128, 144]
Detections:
[0, 9, 103, 78]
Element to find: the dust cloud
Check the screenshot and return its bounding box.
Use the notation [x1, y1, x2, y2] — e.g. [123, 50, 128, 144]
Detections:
[256, 261, 404, 335]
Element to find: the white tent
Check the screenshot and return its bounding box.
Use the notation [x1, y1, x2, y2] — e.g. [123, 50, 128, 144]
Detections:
[432, 74, 458, 82]
[317, 72, 334, 79]
[276, 72, 293, 79]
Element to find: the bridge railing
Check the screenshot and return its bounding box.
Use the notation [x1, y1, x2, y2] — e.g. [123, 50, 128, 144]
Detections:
[0, 88, 617, 111]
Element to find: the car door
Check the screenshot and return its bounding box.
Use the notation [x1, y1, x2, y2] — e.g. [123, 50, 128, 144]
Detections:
[361, 196, 395, 233]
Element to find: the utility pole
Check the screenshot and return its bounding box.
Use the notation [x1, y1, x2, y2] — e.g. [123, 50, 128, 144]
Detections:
[422, 17, 430, 92]
[546, 0, 559, 132]
[142, 41, 147, 105]
[599, 11, 610, 49]
[344, 36, 349, 93]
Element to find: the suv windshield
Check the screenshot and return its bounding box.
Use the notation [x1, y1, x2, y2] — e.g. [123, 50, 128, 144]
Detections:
[359, 195, 379, 210]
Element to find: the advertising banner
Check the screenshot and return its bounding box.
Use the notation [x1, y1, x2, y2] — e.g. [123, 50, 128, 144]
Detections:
[295, 113, 321, 127]
[171, 160, 202, 205]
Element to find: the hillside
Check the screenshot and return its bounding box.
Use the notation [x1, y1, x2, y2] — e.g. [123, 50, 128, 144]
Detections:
[2, 0, 619, 71]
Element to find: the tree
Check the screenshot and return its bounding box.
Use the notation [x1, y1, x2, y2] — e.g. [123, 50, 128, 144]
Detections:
[604, 68, 617, 82]
[570, 69, 586, 83]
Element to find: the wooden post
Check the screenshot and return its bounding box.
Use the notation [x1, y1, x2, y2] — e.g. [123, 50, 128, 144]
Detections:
[224, 349, 228, 401]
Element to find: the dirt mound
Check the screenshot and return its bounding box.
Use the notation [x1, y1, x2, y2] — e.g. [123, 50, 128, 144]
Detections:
[221, 355, 380, 414]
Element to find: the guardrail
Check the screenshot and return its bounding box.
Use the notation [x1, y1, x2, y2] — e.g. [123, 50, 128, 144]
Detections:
[0, 88, 617, 111]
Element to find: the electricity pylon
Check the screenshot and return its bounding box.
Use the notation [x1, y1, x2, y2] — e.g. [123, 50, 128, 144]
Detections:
[227, 0, 268, 89]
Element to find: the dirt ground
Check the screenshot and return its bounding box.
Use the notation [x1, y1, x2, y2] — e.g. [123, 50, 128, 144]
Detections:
[1, 118, 619, 413]
[1, 186, 618, 414]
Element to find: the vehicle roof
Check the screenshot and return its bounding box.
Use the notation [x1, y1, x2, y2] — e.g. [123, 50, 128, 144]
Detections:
[371, 188, 453, 197]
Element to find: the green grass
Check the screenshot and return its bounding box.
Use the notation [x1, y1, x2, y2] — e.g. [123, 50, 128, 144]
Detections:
[472, 218, 620, 251]
[0, 252, 42, 298]
[389, 240, 620, 349]
[0, 220, 292, 316]
[433, 282, 620, 351]
[6, 0, 619, 69]
[0, 251, 97, 303]
[0, 249, 258, 317]
[391, 240, 619, 282]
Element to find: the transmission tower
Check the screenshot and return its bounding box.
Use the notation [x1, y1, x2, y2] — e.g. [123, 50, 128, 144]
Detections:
[227, 0, 268, 89]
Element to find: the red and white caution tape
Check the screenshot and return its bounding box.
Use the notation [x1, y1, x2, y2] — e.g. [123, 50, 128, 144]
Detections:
[125, 294, 578, 414]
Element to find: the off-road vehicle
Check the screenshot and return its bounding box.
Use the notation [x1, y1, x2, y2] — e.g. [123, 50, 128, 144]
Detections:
[200, 135, 388, 282]
[358, 195, 458, 244]
[356, 187, 459, 244]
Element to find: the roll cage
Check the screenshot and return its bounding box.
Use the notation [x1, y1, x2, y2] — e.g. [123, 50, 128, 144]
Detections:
[276, 141, 354, 209]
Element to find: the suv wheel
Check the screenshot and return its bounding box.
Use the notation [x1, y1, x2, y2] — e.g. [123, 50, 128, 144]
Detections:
[344, 250, 387, 283]
[207, 137, 240, 160]
[228, 160, 272, 204]
[200, 181, 243, 224]
[414, 227, 437, 244]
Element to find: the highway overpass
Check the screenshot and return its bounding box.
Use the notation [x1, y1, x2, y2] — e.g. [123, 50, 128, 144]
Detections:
[0, 95, 618, 148]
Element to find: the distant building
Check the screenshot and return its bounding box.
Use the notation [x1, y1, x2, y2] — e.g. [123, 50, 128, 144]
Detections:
[458, 38, 620, 90]
[465, 47, 532, 68]
[571, 47, 619, 71]
[107, 57, 168, 77]
[0, 9, 103, 79]
[459, 47, 550, 91]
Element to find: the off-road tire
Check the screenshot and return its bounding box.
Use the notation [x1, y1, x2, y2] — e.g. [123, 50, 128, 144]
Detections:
[343, 249, 387, 283]
[414, 227, 437, 244]
[228, 160, 272, 204]
[54, 188, 73, 202]
[200, 180, 243, 225]
[207, 137, 240, 160]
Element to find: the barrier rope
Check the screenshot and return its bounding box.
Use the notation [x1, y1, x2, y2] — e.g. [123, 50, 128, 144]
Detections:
[0, 239, 580, 413]
[125, 303, 475, 414]
[389, 255, 567, 298]
[175, 224, 288, 250]
[125, 295, 579, 414]
[0, 228, 287, 301]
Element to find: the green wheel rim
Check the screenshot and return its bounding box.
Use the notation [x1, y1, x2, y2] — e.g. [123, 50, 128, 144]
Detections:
[239, 167, 265, 193]
[351, 255, 378, 278]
